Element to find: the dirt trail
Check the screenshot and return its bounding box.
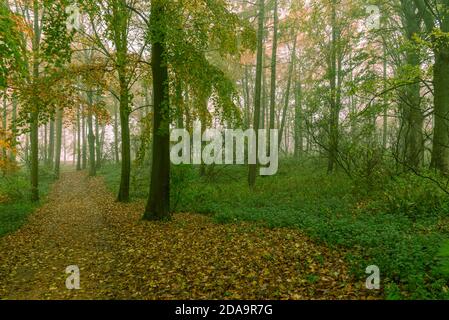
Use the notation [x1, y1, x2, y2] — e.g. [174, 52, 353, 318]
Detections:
[0, 172, 379, 300]
[0, 172, 120, 299]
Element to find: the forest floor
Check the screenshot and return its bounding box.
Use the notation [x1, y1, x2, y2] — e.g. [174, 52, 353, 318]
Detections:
[0, 171, 379, 300]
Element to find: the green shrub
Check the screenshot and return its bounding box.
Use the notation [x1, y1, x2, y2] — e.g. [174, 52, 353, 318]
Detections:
[0, 173, 29, 202]
[0, 166, 55, 237]
[366, 173, 449, 220]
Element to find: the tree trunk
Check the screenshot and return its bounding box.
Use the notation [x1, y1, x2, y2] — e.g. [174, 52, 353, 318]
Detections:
[327, 0, 340, 174]
[30, 0, 40, 202]
[43, 124, 47, 163]
[117, 79, 131, 202]
[87, 91, 96, 177]
[279, 34, 297, 147]
[430, 49, 449, 172]
[95, 115, 102, 169]
[11, 94, 17, 162]
[100, 125, 105, 161]
[413, 0, 449, 172]
[269, 0, 279, 135]
[2, 94, 6, 159]
[76, 107, 82, 171]
[114, 100, 120, 164]
[112, 1, 132, 202]
[54, 108, 63, 178]
[243, 66, 251, 129]
[63, 126, 66, 163]
[382, 39, 388, 150]
[261, 55, 267, 130]
[175, 75, 184, 129]
[47, 120, 54, 167]
[400, 0, 424, 169]
[199, 98, 208, 177]
[72, 124, 76, 166]
[294, 63, 303, 159]
[82, 105, 87, 169]
[248, 0, 265, 189]
[144, 0, 171, 220]
[25, 133, 29, 165]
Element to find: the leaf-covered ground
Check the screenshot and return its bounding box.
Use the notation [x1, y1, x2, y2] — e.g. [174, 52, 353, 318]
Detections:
[0, 172, 379, 300]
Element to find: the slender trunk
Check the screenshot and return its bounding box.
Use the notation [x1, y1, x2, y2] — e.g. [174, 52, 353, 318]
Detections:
[82, 105, 87, 169]
[327, 0, 340, 174]
[114, 100, 120, 164]
[63, 127, 66, 163]
[382, 40, 388, 150]
[72, 125, 76, 166]
[175, 75, 184, 129]
[30, 0, 40, 202]
[285, 117, 290, 153]
[43, 124, 47, 163]
[269, 0, 279, 134]
[11, 94, 17, 162]
[95, 115, 101, 169]
[113, 1, 132, 202]
[47, 120, 54, 167]
[2, 95, 6, 159]
[76, 107, 81, 171]
[87, 91, 96, 177]
[100, 125, 105, 161]
[279, 35, 297, 147]
[25, 133, 29, 164]
[54, 108, 63, 178]
[244, 66, 251, 129]
[248, 0, 265, 189]
[184, 88, 191, 132]
[261, 57, 267, 130]
[144, 0, 170, 220]
[294, 63, 303, 159]
[30, 110, 38, 201]
[199, 98, 208, 177]
[349, 52, 356, 139]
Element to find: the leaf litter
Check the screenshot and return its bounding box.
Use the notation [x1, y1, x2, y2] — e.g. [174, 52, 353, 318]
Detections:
[0, 172, 380, 300]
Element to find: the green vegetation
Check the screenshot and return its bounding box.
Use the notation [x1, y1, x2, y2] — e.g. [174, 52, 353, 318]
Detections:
[0, 168, 55, 237]
[99, 161, 449, 299]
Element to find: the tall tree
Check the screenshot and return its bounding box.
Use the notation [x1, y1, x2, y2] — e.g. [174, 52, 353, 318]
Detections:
[29, 0, 41, 201]
[10, 94, 17, 162]
[54, 107, 63, 178]
[86, 90, 96, 176]
[1, 94, 6, 159]
[294, 55, 303, 159]
[95, 115, 102, 169]
[327, 0, 342, 173]
[82, 105, 87, 169]
[269, 0, 279, 136]
[248, 0, 265, 189]
[144, 0, 170, 220]
[113, 99, 120, 164]
[414, 0, 449, 172]
[47, 119, 55, 168]
[76, 106, 82, 170]
[279, 34, 297, 147]
[81, 0, 144, 201]
[110, 0, 132, 202]
[399, 0, 424, 169]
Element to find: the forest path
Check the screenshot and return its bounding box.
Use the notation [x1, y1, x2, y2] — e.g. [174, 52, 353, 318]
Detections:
[0, 172, 378, 300]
